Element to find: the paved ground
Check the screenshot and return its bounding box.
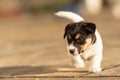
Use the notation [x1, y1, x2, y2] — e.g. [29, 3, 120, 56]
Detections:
[0, 12, 119, 80]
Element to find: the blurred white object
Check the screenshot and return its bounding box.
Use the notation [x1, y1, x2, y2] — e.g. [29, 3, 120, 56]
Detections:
[111, 0, 120, 19]
[85, 0, 103, 15]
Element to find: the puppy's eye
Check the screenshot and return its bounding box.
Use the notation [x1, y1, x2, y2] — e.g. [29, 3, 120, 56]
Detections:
[77, 38, 83, 43]
[67, 38, 72, 44]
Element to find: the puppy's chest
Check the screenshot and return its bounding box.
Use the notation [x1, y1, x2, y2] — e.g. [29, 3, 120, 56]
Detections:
[80, 46, 95, 60]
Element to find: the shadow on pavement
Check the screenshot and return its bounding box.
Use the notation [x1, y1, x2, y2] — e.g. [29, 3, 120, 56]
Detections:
[0, 66, 57, 76]
[0, 66, 88, 76]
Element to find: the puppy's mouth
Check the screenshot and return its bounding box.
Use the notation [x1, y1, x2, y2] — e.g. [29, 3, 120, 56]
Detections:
[79, 50, 84, 54]
[69, 49, 84, 56]
[71, 54, 80, 56]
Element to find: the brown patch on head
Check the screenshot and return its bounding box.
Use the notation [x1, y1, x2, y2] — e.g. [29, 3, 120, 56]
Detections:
[75, 34, 81, 39]
[67, 34, 72, 39]
[80, 38, 92, 52]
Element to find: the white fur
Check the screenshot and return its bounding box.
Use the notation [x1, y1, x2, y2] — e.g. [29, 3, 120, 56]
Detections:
[55, 11, 103, 73]
[55, 11, 84, 22]
[70, 54, 85, 68]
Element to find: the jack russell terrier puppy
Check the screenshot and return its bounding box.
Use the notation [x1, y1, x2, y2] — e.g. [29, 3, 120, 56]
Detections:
[55, 11, 103, 73]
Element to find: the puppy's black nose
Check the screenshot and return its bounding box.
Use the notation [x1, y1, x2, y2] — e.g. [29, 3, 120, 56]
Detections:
[69, 49, 75, 54]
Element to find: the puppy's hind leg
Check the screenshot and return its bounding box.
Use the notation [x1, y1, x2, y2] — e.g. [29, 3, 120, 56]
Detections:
[70, 55, 85, 68]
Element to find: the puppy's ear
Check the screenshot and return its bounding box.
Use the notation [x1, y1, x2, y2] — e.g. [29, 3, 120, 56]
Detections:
[64, 23, 72, 39]
[63, 31, 67, 39]
[83, 23, 96, 35]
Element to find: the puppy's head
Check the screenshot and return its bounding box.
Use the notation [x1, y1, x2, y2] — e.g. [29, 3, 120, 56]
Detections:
[64, 22, 96, 55]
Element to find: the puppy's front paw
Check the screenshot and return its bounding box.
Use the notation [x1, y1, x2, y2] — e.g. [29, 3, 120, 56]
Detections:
[72, 62, 85, 68]
[89, 66, 102, 73]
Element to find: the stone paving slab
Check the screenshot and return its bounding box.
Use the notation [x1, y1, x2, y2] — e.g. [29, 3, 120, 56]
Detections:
[0, 65, 120, 80]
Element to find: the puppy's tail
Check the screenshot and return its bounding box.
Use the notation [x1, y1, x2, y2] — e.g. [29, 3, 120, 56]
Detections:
[54, 11, 84, 22]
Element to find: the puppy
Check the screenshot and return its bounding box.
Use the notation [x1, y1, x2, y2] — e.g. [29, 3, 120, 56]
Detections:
[55, 11, 103, 73]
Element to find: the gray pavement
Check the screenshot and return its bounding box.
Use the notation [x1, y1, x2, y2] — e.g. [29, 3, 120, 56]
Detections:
[0, 12, 119, 80]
